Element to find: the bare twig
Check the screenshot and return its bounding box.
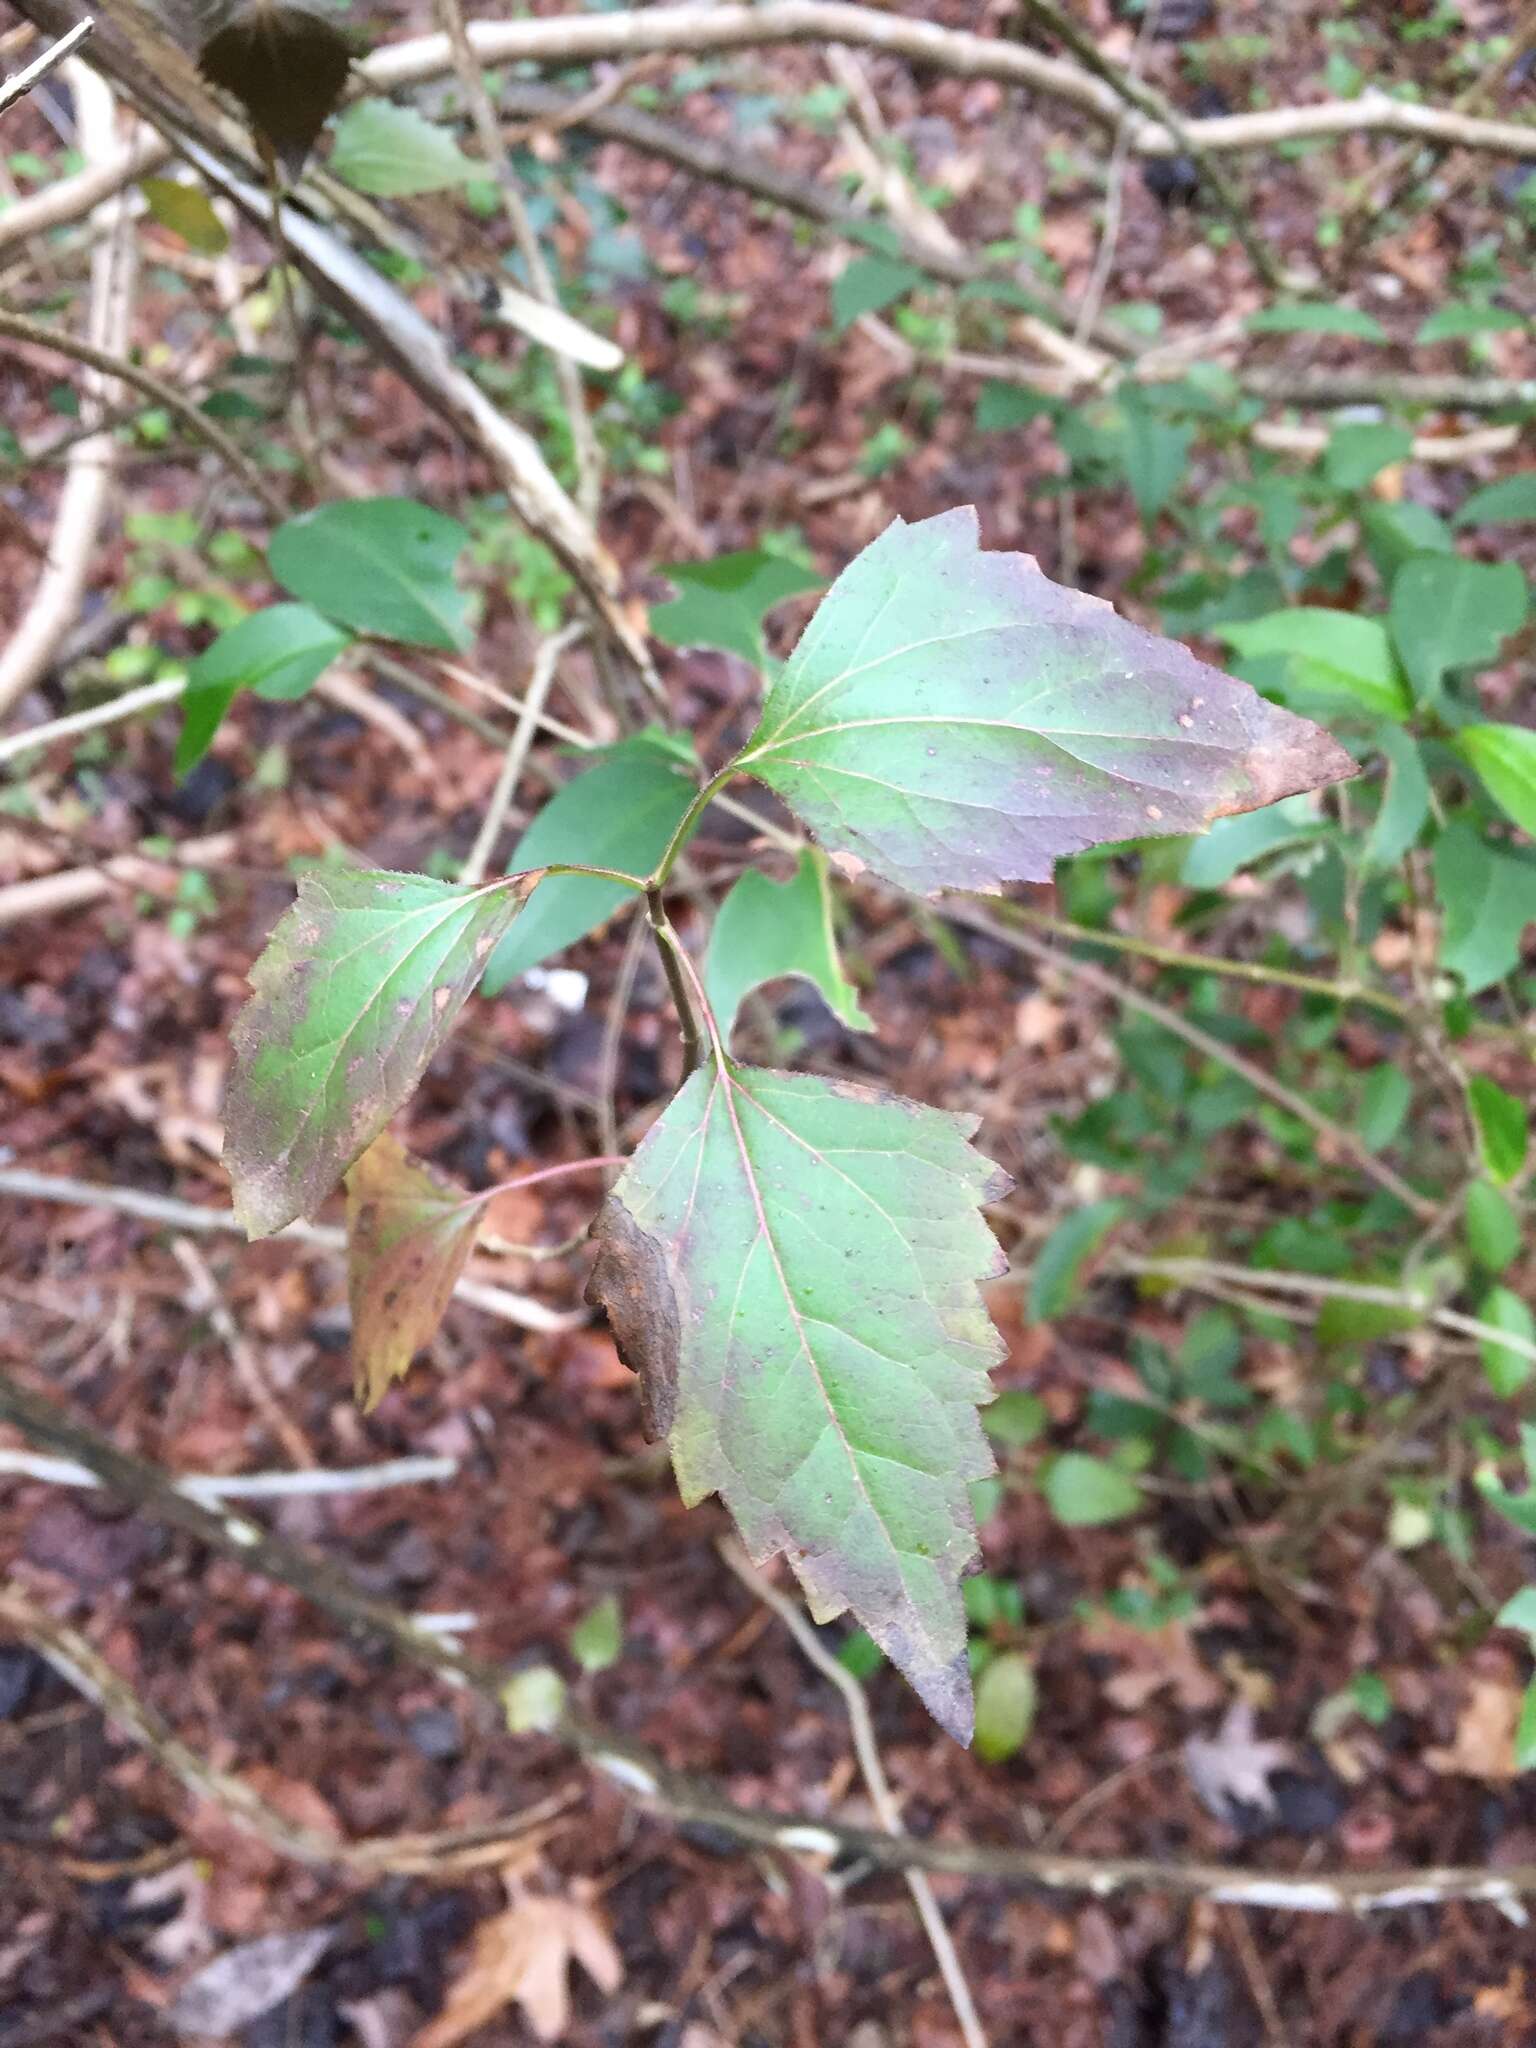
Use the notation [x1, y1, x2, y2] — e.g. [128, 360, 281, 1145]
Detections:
[461, 623, 584, 887]
[0, 1167, 579, 1334]
[5, 1364, 1536, 1914]
[0, 1448, 458, 1498]
[719, 1539, 989, 2048]
[0, 307, 288, 521]
[0, 16, 91, 114]
[170, 1237, 318, 1470]
[434, 0, 606, 518]
[945, 902, 1439, 1221]
[0, 1581, 574, 1876]
[0, 63, 136, 719]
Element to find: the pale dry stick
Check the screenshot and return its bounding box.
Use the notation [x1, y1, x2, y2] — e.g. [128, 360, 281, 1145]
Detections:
[0, 1581, 577, 1876]
[717, 1538, 988, 2048]
[9, 1364, 1536, 1914]
[0, 308, 288, 520]
[0, 1448, 457, 1498]
[461, 622, 585, 887]
[946, 902, 1439, 1222]
[372, 6, 1536, 158]
[1252, 420, 1521, 466]
[0, 63, 136, 721]
[0, 831, 237, 928]
[0, 674, 184, 767]
[1112, 1254, 1536, 1375]
[171, 1236, 318, 1470]
[1070, 0, 1159, 347]
[0, 1167, 576, 1335]
[0, 15, 92, 114]
[433, 0, 604, 520]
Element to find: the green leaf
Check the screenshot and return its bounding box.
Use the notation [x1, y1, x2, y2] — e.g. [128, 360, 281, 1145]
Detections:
[481, 732, 698, 993]
[343, 1133, 484, 1410]
[975, 381, 1055, 433]
[1181, 793, 1329, 887]
[329, 100, 478, 197]
[1434, 820, 1536, 994]
[736, 510, 1354, 897]
[140, 177, 229, 254]
[1479, 1285, 1536, 1398]
[1497, 1587, 1536, 1635]
[569, 1594, 623, 1674]
[1390, 556, 1527, 704]
[704, 848, 872, 1039]
[268, 498, 471, 650]
[1043, 1452, 1143, 1527]
[1323, 421, 1413, 492]
[1121, 390, 1191, 521]
[650, 550, 822, 669]
[1220, 610, 1411, 722]
[1361, 726, 1430, 872]
[1458, 724, 1536, 836]
[1248, 303, 1387, 340]
[177, 604, 350, 775]
[1416, 303, 1525, 344]
[972, 1651, 1037, 1763]
[1517, 1679, 1536, 1772]
[1456, 475, 1536, 527]
[1027, 1199, 1126, 1323]
[982, 1390, 1047, 1448]
[225, 867, 528, 1238]
[1466, 1181, 1522, 1274]
[585, 1060, 1010, 1742]
[503, 1665, 566, 1733]
[1358, 1063, 1411, 1152]
[1361, 501, 1455, 584]
[1468, 1075, 1529, 1185]
[832, 253, 924, 330]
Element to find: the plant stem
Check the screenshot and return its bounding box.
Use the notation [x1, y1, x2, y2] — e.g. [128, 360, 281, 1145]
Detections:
[649, 764, 740, 887]
[645, 885, 704, 1078]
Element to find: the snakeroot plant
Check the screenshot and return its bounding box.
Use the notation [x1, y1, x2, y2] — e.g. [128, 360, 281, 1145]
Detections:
[223, 503, 1352, 1740]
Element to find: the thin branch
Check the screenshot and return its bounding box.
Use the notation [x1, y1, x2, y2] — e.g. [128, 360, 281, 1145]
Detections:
[0, 674, 184, 766]
[434, 0, 605, 519]
[0, 1167, 579, 1334]
[1007, 905, 1412, 1018]
[0, 62, 135, 719]
[0, 1449, 458, 1498]
[1013, 0, 1285, 289]
[0, 1580, 574, 1876]
[461, 623, 583, 887]
[0, 16, 92, 115]
[719, 1539, 989, 2048]
[945, 902, 1439, 1221]
[5, 1364, 1536, 1914]
[0, 307, 288, 520]
[1116, 1254, 1536, 1374]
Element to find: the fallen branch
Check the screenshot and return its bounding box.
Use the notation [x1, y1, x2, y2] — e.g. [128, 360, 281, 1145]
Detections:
[3, 1365, 1536, 1915]
[0, 15, 92, 114]
[720, 1537, 988, 2048]
[0, 63, 135, 719]
[944, 902, 1439, 1222]
[0, 1580, 575, 1876]
[0, 1447, 458, 1498]
[0, 1166, 578, 1335]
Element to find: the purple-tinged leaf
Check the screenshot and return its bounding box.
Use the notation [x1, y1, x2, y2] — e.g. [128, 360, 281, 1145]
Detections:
[225, 868, 533, 1239]
[586, 1059, 1010, 1742]
[735, 508, 1355, 895]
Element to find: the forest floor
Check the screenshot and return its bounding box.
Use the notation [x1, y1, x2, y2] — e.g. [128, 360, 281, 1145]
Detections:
[4, 0, 1536, 2043]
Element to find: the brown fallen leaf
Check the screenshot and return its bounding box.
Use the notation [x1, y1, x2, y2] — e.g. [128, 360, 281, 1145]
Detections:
[1426, 1676, 1522, 1781]
[412, 1878, 622, 2048]
[344, 1133, 487, 1410]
